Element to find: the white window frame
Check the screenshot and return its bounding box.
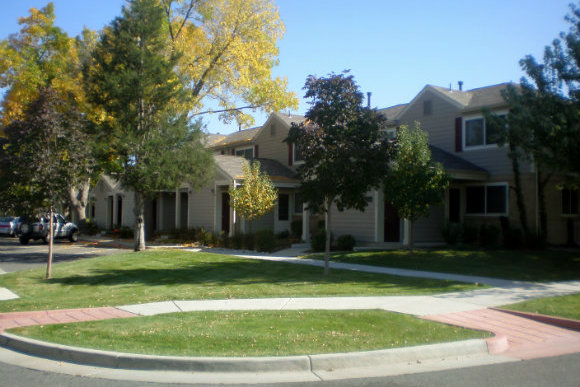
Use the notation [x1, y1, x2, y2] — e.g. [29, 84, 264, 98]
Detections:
[292, 143, 304, 165]
[462, 111, 507, 151]
[235, 147, 254, 159]
[380, 128, 397, 141]
[465, 182, 509, 216]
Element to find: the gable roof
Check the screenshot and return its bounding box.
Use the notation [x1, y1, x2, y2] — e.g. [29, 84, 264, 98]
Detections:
[390, 82, 516, 122]
[378, 104, 408, 125]
[214, 154, 298, 183]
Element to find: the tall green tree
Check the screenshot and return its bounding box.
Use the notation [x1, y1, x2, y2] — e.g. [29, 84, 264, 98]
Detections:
[287, 72, 392, 274]
[0, 86, 91, 278]
[228, 160, 278, 234]
[85, 0, 213, 251]
[485, 2, 580, 243]
[382, 123, 449, 254]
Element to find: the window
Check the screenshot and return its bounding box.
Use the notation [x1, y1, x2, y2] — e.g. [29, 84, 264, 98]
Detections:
[463, 114, 505, 149]
[380, 128, 397, 141]
[235, 147, 254, 159]
[278, 194, 289, 221]
[465, 183, 508, 215]
[562, 188, 579, 215]
[293, 143, 304, 163]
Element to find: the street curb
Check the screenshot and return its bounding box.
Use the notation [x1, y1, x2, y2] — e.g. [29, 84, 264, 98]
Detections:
[490, 308, 580, 332]
[0, 332, 492, 373]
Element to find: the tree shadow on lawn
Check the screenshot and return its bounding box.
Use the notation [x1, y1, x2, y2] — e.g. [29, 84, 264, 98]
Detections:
[48, 259, 469, 293]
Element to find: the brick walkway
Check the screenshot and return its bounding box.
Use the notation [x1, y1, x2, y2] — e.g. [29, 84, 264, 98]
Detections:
[422, 308, 580, 360]
[0, 307, 137, 332]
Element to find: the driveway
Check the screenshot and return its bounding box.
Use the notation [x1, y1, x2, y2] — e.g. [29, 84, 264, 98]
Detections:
[0, 237, 127, 273]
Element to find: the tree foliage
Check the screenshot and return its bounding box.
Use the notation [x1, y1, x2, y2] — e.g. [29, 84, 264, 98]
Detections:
[229, 160, 278, 233]
[382, 123, 449, 253]
[286, 72, 392, 274]
[85, 0, 214, 251]
[485, 2, 580, 242]
[159, 0, 298, 127]
[0, 86, 92, 278]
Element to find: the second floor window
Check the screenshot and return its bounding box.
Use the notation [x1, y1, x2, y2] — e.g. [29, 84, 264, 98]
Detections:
[463, 114, 505, 149]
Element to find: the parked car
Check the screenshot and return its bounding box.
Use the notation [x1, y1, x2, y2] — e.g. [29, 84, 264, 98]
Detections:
[0, 216, 22, 237]
[17, 213, 79, 245]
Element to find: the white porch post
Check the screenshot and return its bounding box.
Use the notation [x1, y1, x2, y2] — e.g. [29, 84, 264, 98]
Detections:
[403, 219, 410, 246]
[301, 203, 310, 242]
[175, 189, 181, 229]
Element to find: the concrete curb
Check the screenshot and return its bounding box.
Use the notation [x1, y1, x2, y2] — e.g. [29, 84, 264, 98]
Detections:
[0, 332, 492, 373]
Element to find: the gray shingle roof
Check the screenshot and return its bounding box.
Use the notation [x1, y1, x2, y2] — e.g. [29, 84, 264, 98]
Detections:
[214, 155, 298, 182]
[429, 145, 488, 175]
[211, 127, 262, 148]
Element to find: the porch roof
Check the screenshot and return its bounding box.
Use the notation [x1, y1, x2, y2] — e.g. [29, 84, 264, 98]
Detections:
[214, 155, 299, 184]
[430, 145, 489, 180]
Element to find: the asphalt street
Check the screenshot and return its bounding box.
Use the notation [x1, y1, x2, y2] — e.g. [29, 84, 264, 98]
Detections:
[0, 353, 578, 387]
[0, 236, 126, 273]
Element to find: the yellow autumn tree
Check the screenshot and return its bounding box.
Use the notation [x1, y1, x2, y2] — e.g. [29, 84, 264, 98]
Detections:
[229, 160, 278, 233]
[161, 0, 298, 127]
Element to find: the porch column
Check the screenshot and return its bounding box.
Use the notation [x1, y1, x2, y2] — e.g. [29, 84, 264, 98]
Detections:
[175, 188, 181, 229]
[402, 219, 410, 246]
[301, 203, 310, 242]
[157, 193, 164, 231]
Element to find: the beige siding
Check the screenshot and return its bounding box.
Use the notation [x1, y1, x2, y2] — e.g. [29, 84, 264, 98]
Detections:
[189, 186, 215, 231]
[254, 116, 291, 167]
[330, 201, 376, 243]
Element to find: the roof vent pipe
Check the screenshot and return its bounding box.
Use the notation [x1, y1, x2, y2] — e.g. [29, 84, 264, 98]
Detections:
[458, 81, 463, 91]
[367, 92, 372, 108]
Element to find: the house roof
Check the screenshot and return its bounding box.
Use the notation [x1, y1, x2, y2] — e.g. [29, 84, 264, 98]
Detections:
[429, 145, 489, 180]
[214, 155, 299, 183]
[274, 112, 306, 126]
[378, 104, 408, 125]
[210, 127, 262, 149]
[204, 133, 226, 146]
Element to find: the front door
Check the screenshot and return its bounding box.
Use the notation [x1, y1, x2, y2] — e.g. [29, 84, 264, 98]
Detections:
[221, 192, 230, 234]
[384, 201, 400, 242]
[449, 188, 461, 223]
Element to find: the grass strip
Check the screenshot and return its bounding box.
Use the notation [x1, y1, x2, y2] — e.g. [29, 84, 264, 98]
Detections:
[0, 250, 482, 313]
[500, 293, 580, 320]
[309, 249, 580, 281]
[9, 310, 490, 357]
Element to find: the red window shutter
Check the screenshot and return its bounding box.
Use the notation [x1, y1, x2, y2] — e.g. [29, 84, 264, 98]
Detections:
[288, 143, 293, 166]
[455, 117, 462, 152]
[254, 145, 259, 158]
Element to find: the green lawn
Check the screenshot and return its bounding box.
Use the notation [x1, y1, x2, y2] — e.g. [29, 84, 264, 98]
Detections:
[501, 293, 580, 320]
[9, 310, 490, 357]
[0, 250, 481, 313]
[310, 249, 580, 281]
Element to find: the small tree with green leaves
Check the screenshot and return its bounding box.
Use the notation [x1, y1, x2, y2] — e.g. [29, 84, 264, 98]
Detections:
[229, 160, 278, 234]
[383, 123, 449, 254]
[287, 72, 392, 274]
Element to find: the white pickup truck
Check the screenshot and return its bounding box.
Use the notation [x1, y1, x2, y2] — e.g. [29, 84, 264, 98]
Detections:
[17, 213, 79, 245]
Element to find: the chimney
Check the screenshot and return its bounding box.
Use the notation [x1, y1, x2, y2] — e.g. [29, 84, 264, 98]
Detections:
[367, 92, 372, 108]
[458, 81, 463, 91]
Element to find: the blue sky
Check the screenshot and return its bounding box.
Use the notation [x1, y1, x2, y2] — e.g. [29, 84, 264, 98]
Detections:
[0, 0, 574, 134]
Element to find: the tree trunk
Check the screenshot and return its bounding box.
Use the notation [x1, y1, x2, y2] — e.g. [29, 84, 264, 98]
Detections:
[323, 197, 332, 276]
[68, 179, 90, 223]
[408, 219, 415, 255]
[134, 191, 146, 251]
[508, 143, 530, 237]
[46, 206, 54, 279]
[537, 171, 551, 247]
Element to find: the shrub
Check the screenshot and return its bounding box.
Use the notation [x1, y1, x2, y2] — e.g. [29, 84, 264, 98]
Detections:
[82, 219, 100, 236]
[462, 224, 478, 244]
[337, 234, 355, 251]
[276, 230, 290, 239]
[242, 233, 255, 250]
[255, 230, 276, 252]
[291, 219, 302, 239]
[231, 233, 244, 250]
[479, 224, 500, 247]
[311, 232, 326, 252]
[196, 228, 213, 246]
[218, 232, 230, 248]
[119, 226, 134, 239]
[441, 222, 462, 245]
